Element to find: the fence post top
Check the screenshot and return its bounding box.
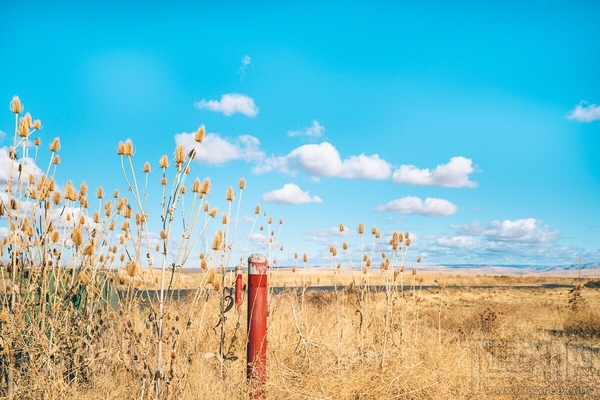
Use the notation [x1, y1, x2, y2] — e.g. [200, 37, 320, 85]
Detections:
[248, 254, 268, 275]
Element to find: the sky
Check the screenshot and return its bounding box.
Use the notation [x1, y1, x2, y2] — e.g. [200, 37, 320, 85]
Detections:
[1, 1, 599, 269]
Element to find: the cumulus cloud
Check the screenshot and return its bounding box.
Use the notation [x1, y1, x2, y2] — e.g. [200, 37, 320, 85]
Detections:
[0, 147, 45, 187]
[174, 132, 264, 165]
[567, 101, 600, 122]
[436, 235, 480, 248]
[455, 218, 559, 243]
[194, 93, 258, 117]
[392, 156, 477, 188]
[253, 142, 391, 180]
[375, 196, 458, 216]
[287, 120, 325, 138]
[262, 183, 322, 204]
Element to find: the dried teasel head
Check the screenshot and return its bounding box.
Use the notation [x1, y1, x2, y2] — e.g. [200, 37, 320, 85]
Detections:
[303, 253, 308, 263]
[96, 186, 104, 199]
[10, 96, 23, 114]
[192, 178, 200, 193]
[71, 228, 83, 246]
[222, 214, 228, 224]
[159, 155, 169, 169]
[143, 162, 151, 173]
[79, 271, 91, 285]
[123, 139, 133, 156]
[405, 238, 411, 246]
[174, 145, 186, 166]
[411, 267, 417, 276]
[195, 125, 205, 143]
[339, 223, 344, 232]
[200, 178, 211, 196]
[294, 253, 298, 259]
[358, 222, 364, 234]
[52, 155, 60, 165]
[209, 207, 218, 218]
[127, 261, 138, 277]
[254, 205, 260, 215]
[33, 119, 41, 130]
[211, 230, 223, 251]
[117, 141, 125, 155]
[239, 178, 246, 190]
[226, 187, 234, 202]
[50, 138, 60, 152]
[34, 137, 41, 146]
[113, 189, 119, 198]
[342, 242, 348, 250]
[417, 256, 422, 263]
[204, 202, 209, 212]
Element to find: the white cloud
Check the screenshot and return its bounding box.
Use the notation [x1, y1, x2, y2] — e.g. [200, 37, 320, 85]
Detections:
[0, 130, 6, 143]
[455, 218, 559, 243]
[567, 101, 600, 122]
[194, 93, 258, 117]
[0, 147, 45, 187]
[375, 196, 458, 216]
[287, 120, 325, 138]
[253, 142, 391, 180]
[174, 132, 264, 165]
[262, 183, 322, 204]
[239, 55, 252, 80]
[436, 235, 480, 248]
[392, 156, 477, 188]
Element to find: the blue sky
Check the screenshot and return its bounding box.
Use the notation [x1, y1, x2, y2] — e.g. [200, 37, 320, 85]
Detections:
[1, 1, 599, 268]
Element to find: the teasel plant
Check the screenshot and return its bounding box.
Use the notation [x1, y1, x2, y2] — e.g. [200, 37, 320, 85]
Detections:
[114, 125, 222, 397]
[1, 97, 128, 396]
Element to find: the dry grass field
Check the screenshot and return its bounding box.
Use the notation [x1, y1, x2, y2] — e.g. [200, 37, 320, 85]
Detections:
[2, 267, 599, 399]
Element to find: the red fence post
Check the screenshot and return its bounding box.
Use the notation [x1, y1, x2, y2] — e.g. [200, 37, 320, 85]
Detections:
[247, 254, 268, 397]
[235, 263, 243, 315]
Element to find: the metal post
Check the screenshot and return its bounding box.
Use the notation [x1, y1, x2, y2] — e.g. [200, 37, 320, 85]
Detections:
[247, 254, 268, 397]
[235, 263, 243, 315]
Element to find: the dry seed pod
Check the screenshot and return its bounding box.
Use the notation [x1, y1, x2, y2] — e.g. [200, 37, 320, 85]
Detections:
[195, 125, 205, 143]
[212, 230, 223, 250]
[192, 178, 200, 193]
[10, 96, 23, 114]
[127, 261, 138, 277]
[174, 145, 185, 166]
[406, 238, 411, 246]
[226, 187, 234, 202]
[117, 142, 125, 155]
[79, 271, 91, 285]
[254, 205, 260, 214]
[143, 162, 151, 173]
[33, 119, 41, 130]
[342, 242, 348, 250]
[209, 208, 218, 218]
[239, 178, 246, 189]
[222, 214, 228, 224]
[159, 155, 169, 169]
[200, 178, 211, 196]
[417, 256, 422, 263]
[50, 138, 60, 152]
[204, 202, 209, 212]
[34, 137, 41, 146]
[123, 139, 133, 156]
[71, 229, 83, 246]
[96, 186, 104, 199]
[358, 222, 364, 234]
[294, 253, 298, 259]
[303, 253, 308, 263]
[113, 189, 119, 198]
[339, 223, 344, 232]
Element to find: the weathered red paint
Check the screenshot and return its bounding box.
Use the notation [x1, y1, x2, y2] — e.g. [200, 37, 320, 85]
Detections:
[235, 263, 243, 315]
[247, 254, 268, 397]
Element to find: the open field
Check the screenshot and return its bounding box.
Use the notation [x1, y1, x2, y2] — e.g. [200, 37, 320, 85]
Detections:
[2, 268, 599, 399]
